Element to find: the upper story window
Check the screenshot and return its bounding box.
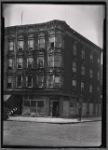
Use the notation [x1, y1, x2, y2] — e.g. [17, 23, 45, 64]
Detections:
[18, 40, 24, 51]
[26, 75, 33, 88]
[38, 38, 45, 49]
[8, 58, 13, 69]
[17, 57, 23, 69]
[73, 42, 77, 56]
[97, 72, 100, 80]
[8, 41, 14, 51]
[28, 39, 34, 50]
[81, 49, 85, 60]
[81, 81, 84, 92]
[97, 87, 100, 93]
[37, 56, 44, 68]
[27, 57, 33, 68]
[72, 62, 77, 73]
[37, 75, 44, 88]
[48, 54, 62, 67]
[7, 76, 12, 89]
[47, 74, 62, 88]
[49, 36, 55, 49]
[54, 75, 62, 88]
[72, 79, 77, 87]
[16, 75, 23, 88]
[89, 85, 93, 93]
[90, 52, 93, 63]
[55, 35, 64, 48]
[97, 58, 100, 64]
[90, 69, 93, 78]
[81, 65, 85, 75]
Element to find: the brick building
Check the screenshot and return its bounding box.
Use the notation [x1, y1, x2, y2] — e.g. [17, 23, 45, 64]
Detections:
[3, 20, 102, 117]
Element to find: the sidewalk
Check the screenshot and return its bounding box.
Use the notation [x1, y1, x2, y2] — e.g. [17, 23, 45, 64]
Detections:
[7, 116, 102, 124]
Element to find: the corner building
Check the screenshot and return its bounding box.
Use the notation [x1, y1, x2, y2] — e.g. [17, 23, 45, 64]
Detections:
[4, 20, 102, 117]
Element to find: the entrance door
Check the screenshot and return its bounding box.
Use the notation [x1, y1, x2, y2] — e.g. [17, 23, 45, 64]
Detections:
[52, 102, 59, 117]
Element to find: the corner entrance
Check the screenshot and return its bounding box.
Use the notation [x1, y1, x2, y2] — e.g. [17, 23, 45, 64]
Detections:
[52, 102, 59, 117]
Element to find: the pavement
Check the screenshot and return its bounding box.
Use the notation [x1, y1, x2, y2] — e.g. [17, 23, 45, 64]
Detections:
[7, 116, 102, 124]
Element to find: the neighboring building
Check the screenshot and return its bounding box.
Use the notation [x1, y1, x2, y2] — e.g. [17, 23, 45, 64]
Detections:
[4, 20, 102, 117]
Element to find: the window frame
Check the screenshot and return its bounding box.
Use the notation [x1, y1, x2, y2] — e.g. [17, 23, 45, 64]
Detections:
[37, 75, 44, 88]
[28, 38, 34, 50]
[8, 40, 14, 51]
[81, 81, 84, 93]
[16, 75, 23, 88]
[27, 57, 33, 68]
[8, 57, 14, 70]
[26, 75, 33, 88]
[17, 40, 24, 51]
[72, 61, 77, 73]
[7, 76, 13, 89]
[17, 57, 23, 69]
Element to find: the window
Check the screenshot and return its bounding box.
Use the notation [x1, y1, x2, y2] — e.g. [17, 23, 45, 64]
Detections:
[17, 76, 23, 88]
[90, 69, 93, 78]
[97, 87, 100, 93]
[27, 57, 33, 68]
[55, 36, 63, 48]
[47, 75, 62, 88]
[37, 75, 44, 88]
[73, 43, 77, 55]
[38, 38, 45, 49]
[28, 39, 34, 50]
[81, 49, 85, 59]
[97, 72, 100, 80]
[17, 58, 23, 68]
[18, 40, 24, 51]
[81, 65, 85, 75]
[9, 41, 14, 51]
[37, 101, 44, 107]
[8, 58, 13, 69]
[72, 62, 77, 73]
[48, 55, 62, 67]
[54, 75, 62, 88]
[26, 76, 33, 88]
[7, 76, 12, 88]
[90, 52, 93, 63]
[97, 58, 100, 64]
[48, 55, 54, 67]
[49, 36, 55, 49]
[24, 100, 30, 107]
[54, 55, 62, 67]
[81, 81, 84, 92]
[72, 79, 76, 87]
[37, 56, 44, 68]
[89, 85, 93, 93]
[47, 75, 54, 88]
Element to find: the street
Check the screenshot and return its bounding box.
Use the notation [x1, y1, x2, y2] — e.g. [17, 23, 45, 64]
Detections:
[2, 120, 101, 147]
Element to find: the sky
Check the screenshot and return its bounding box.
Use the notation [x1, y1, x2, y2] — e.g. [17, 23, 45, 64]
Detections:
[3, 4, 105, 48]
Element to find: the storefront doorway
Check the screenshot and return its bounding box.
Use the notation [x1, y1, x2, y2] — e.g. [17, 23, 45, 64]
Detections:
[52, 102, 59, 117]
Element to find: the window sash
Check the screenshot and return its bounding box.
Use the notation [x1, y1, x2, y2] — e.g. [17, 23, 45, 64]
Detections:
[27, 57, 33, 68]
[17, 76, 23, 88]
[18, 40, 24, 50]
[9, 41, 14, 51]
[37, 57, 44, 68]
[7, 77, 12, 88]
[17, 58, 23, 68]
[28, 39, 34, 49]
[8, 58, 13, 69]
[37, 76, 44, 88]
[72, 80, 76, 87]
[26, 76, 33, 87]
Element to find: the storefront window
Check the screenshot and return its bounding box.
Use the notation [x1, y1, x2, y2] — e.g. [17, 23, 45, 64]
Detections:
[37, 101, 44, 107]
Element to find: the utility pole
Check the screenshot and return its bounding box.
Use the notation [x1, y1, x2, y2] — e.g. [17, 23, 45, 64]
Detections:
[21, 11, 24, 25]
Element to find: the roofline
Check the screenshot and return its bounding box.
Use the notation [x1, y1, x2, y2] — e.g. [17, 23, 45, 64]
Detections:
[5, 19, 102, 51]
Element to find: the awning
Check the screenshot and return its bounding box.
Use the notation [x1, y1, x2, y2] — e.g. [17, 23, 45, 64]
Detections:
[4, 95, 11, 101]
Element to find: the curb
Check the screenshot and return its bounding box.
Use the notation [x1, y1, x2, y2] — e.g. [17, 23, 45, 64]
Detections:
[7, 119, 101, 125]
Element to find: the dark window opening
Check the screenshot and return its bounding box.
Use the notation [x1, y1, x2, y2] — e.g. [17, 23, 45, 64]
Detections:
[51, 42, 54, 48]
